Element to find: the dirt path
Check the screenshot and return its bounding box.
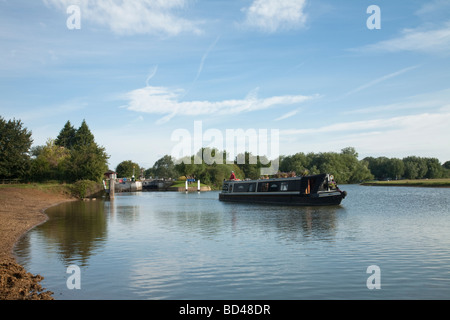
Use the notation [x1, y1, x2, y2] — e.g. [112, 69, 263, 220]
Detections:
[0, 187, 75, 300]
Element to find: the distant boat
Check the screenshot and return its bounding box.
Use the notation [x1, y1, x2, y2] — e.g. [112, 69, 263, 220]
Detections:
[219, 173, 347, 206]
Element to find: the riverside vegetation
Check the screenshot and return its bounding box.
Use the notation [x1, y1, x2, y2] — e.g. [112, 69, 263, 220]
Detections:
[1, 116, 450, 191]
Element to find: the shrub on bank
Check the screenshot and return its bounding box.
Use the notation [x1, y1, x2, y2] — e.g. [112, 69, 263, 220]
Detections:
[70, 180, 103, 199]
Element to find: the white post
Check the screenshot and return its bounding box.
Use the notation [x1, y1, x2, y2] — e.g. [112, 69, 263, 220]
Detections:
[198, 179, 200, 192]
[185, 180, 188, 192]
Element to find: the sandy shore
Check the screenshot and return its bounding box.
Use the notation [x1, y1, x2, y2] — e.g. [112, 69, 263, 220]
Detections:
[0, 187, 75, 300]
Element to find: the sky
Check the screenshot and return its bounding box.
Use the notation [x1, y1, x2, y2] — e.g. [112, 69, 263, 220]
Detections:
[1, 0, 450, 170]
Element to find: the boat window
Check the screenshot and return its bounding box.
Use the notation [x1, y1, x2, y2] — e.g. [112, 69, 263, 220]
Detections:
[222, 183, 229, 192]
[269, 182, 280, 192]
[234, 183, 256, 192]
[280, 182, 289, 191]
[257, 182, 269, 192]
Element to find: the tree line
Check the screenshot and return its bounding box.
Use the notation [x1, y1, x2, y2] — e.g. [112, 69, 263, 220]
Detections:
[0, 117, 109, 183]
[2, 116, 449, 186]
[116, 146, 450, 188]
[364, 156, 450, 180]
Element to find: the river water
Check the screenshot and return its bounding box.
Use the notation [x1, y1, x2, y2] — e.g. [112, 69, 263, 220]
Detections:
[14, 185, 450, 300]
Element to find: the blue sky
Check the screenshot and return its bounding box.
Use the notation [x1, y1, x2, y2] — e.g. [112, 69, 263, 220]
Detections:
[1, 0, 450, 170]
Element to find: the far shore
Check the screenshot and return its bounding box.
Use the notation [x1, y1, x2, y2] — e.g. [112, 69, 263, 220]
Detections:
[360, 178, 450, 188]
[0, 184, 76, 300]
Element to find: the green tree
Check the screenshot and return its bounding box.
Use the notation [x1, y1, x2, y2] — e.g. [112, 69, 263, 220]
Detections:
[55, 120, 76, 149]
[0, 117, 33, 180]
[29, 139, 70, 181]
[116, 160, 141, 178]
[443, 161, 450, 170]
[386, 158, 404, 180]
[73, 119, 95, 146]
[279, 152, 310, 175]
[66, 143, 109, 182]
[402, 156, 428, 179]
[425, 158, 444, 179]
[236, 152, 261, 180]
[63, 120, 109, 182]
[152, 155, 177, 179]
[279, 148, 372, 183]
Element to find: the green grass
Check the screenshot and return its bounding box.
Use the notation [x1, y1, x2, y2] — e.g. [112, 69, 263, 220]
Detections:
[361, 178, 450, 187]
[0, 181, 103, 198]
[0, 182, 69, 191]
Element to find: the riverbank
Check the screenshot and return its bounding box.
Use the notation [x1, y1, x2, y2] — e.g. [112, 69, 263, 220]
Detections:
[0, 185, 75, 300]
[361, 178, 450, 188]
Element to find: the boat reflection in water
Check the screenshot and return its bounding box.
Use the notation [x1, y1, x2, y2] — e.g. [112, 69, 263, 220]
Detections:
[219, 173, 347, 206]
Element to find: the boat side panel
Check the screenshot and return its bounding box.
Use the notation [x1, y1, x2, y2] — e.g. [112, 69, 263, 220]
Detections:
[218, 193, 343, 206]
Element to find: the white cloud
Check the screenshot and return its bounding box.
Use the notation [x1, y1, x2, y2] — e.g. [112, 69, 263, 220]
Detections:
[123, 85, 315, 123]
[357, 22, 450, 54]
[242, 0, 308, 33]
[43, 0, 201, 36]
[280, 111, 450, 161]
[344, 88, 450, 115]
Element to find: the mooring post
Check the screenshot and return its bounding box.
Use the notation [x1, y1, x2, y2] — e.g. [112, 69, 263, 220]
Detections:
[185, 180, 188, 192]
[109, 173, 116, 199]
[198, 179, 200, 192]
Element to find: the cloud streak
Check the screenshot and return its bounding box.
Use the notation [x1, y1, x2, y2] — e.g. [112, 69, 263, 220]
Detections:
[344, 65, 419, 97]
[124, 85, 316, 123]
[355, 22, 450, 54]
[195, 36, 220, 82]
[43, 0, 202, 36]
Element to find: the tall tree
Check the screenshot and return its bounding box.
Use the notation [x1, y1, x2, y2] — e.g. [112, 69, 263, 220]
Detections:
[0, 117, 33, 179]
[55, 120, 76, 149]
[64, 120, 109, 182]
[66, 143, 109, 182]
[73, 119, 95, 146]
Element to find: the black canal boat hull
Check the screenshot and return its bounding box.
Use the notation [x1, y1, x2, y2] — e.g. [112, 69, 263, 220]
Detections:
[218, 173, 347, 206]
[219, 191, 345, 206]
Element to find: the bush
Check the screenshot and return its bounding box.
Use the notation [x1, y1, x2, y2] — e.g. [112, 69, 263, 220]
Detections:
[70, 180, 102, 199]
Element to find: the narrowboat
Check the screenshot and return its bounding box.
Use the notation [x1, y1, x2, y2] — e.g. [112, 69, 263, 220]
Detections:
[219, 173, 347, 206]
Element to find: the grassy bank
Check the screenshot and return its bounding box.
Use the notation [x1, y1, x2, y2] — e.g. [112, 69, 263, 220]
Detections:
[0, 180, 104, 198]
[361, 178, 450, 188]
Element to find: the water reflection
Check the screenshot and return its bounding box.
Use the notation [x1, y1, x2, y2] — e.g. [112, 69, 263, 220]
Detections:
[16, 200, 108, 267]
[150, 194, 343, 244]
[14, 186, 450, 299]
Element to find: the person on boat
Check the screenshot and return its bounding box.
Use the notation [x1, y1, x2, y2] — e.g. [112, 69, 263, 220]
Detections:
[229, 171, 236, 180]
